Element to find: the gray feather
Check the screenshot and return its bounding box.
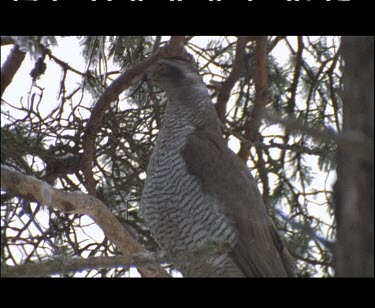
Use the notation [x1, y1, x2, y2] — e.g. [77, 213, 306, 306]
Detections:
[140, 56, 297, 277]
[181, 125, 297, 277]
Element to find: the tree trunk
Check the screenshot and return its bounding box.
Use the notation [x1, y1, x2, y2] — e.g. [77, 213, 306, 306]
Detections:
[334, 36, 374, 277]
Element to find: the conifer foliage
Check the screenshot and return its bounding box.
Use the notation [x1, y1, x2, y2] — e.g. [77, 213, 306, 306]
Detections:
[1, 36, 373, 277]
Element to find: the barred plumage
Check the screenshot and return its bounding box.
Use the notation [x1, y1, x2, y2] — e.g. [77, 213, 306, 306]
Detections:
[140, 56, 297, 277]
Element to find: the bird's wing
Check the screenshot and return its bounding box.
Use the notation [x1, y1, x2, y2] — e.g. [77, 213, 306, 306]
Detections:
[181, 127, 297, 277]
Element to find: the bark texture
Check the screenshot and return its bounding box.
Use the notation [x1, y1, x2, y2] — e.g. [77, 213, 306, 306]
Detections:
[334, 36, 374, 277]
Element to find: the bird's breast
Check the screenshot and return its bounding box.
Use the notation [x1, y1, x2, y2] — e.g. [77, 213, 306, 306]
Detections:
[140, 128, 237, 254]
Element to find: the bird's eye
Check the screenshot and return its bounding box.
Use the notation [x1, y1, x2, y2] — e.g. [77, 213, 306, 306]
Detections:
[152, 64, 169, 79]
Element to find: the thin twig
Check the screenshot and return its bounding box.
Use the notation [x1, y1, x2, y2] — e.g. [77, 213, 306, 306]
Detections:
[276, 208, 334, 252]
[264, 111, 373, 163]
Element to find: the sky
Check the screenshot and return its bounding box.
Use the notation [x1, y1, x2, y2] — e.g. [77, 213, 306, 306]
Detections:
[1, 36, 336, 277]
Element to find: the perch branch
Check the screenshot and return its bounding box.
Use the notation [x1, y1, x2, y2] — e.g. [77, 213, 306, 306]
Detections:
[1, 253, 166, 277]
[1, 165, 170, 277]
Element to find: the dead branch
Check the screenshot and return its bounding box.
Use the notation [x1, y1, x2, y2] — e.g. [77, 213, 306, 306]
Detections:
[1, 253, 166, 277]
[0, 165, 170, 277]
[1, 236, 232, 277]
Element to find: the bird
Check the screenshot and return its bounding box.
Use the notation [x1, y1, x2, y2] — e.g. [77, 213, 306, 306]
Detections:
[140, 55, 297, 277]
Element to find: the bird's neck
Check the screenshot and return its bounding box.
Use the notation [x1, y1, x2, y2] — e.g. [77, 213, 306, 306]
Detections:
[163, 85, 213, 129]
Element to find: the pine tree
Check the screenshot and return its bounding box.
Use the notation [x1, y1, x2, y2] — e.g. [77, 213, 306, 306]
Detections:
[2, 36, 371, 277]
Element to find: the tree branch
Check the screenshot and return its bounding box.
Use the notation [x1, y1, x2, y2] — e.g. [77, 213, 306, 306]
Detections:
[1, 236, 233, 277]
[81, 36, 187, 196]
[264, 111, 373, 163]
[215, 36, 253, 123]
[46, 49, 87, 77]
[275, 208, 334, 252]
[237, 36, 268, 162]
[1, 45, 26, 98]
[0, 165, 170, 277]
[268, 36, 286, 53]
[1, 253, 166, 277]
[152, 36, 162, 54]
[220, 119, 331, 157]
[280, 36, 304, 163]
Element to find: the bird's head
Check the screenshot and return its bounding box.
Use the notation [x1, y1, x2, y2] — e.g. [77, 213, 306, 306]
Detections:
[144, 55, 214, 124]
[145, 56, 205, 93]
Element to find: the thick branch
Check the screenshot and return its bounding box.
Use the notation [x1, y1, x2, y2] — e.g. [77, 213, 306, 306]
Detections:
[2, 235, 231, 277]
[215, 36, 253, 123]
[1, 253, 165, 277]
[237, 36, 268, 162]
[1, 165, 169, 277]
[1, 45, 26, 98]
[81, 36, 187, 196]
